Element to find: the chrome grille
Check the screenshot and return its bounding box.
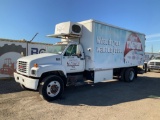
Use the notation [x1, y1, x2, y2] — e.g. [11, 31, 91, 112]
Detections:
[155, 62, 160, 66]
[18, 61, 27, 73]
[149, 62, 160, 66]
[149, 62, 154, 65]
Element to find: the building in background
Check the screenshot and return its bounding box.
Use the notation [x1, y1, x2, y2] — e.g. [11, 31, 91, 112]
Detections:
[0, 38, 52, 78]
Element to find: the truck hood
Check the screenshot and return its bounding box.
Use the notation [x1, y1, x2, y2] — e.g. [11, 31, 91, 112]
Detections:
[18, 53, 62, 65]
[148, 59, 160, 63]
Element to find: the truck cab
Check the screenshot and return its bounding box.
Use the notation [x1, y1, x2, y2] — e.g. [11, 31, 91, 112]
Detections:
[47, 42, 85, 73]
[14, 21, 87, 101]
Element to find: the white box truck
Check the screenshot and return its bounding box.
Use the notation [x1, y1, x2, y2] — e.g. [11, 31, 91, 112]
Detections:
[14, 19, 145, 101]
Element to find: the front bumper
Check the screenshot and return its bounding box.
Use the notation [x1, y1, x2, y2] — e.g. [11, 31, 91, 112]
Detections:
[14, 72, 39, 90]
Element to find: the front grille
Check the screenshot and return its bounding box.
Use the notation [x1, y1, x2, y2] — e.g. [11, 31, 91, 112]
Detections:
[155, 62, 160, 66]
[149, 62, 160, 66]
[18, 61, 28, 73]
[149, 62, 154, 65]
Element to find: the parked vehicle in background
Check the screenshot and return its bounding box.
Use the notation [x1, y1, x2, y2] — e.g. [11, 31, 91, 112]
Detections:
[147, 56, 160, 71]
[14, 19, 145, 101]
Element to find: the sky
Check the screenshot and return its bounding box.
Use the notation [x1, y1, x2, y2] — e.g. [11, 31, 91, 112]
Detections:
[0, 0, 160, 53]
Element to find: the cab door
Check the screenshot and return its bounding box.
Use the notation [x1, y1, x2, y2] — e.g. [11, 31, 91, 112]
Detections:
[62, 44, 85, 73]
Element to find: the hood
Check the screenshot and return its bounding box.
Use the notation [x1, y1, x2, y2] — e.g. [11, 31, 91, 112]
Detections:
[148, 59, 160, 63]
[18, 53, 62, 65]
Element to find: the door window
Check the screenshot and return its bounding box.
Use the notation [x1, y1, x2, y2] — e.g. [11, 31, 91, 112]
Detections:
[64, 45, 77, 56]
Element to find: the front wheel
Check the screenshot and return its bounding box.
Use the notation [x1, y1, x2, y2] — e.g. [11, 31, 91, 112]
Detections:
[39, 75, 64, 101]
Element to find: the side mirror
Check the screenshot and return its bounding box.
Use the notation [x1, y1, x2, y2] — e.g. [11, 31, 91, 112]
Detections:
[77, 53, 82, 58]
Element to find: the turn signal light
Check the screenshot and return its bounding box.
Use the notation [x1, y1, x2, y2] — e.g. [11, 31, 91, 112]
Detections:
[34, 63, 38, 68]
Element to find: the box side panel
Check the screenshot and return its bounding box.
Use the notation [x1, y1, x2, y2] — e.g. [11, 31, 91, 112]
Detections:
[93, 22, 145, 70]
[94, 69, 113, 83]
[80, 21, 95, 70]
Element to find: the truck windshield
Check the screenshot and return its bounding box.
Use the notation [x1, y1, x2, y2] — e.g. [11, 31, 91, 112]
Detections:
[46, 44, 67, 54]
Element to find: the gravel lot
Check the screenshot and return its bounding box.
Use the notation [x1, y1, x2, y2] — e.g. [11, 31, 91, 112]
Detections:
[0, 71, 160, 120]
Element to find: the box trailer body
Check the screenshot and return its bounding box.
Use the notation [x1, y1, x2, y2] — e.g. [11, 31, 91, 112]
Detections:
[14, 19, 145, 101]
[80, 20, 145, 69]
[79, 20, 145, 82]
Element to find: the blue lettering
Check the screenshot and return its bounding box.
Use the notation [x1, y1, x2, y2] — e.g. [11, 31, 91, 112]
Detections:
[31, 48, 38, 55]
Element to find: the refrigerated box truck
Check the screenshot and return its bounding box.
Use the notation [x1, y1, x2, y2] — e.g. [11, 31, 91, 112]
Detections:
[14, 19, 145, 101]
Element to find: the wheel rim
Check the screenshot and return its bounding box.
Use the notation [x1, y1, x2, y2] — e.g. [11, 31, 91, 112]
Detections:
[129, 71, 134, 81]
[47, 81, 60, 97]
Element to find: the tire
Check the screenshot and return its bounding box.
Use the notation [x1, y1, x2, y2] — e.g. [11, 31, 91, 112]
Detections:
[148, 68, 151, 72]
[119, 69, 126, 81]
[124, 68, 135, 82]
[39, 75, 64, 101]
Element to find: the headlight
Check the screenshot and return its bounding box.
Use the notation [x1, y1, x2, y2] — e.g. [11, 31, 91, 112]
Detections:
[31, 70, 36, 75]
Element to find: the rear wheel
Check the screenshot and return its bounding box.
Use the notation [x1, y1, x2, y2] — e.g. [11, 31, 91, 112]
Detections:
[39, 75, 64, 101]
[125, 68, 135, 82]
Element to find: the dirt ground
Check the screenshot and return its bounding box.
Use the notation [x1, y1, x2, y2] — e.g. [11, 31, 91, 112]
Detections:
[0, 71, 160, 120]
